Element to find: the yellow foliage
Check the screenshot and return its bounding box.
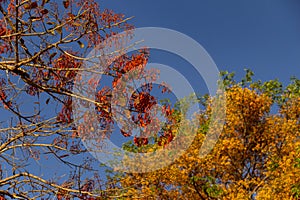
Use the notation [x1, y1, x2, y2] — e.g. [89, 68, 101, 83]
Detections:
[112, 86, 300, 199]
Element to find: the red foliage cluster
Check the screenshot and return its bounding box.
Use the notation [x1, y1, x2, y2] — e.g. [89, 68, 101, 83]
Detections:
[62, 1, 132, 47]
[95, 86, 113, 128]
[90, 50, 153, 143]
[157, 105, 176, 147]
[134, 136, 148, 147]
[100, 9, 125, 28]
[0, 21, 11, 54]
[22, 54, 79, 123]
[0, 0, 174, 151]
[157, 130, 175, 147]
[0, 79, 7, 100]
[57, 97, 73, 124]
[129, 91, 158, 143]
[6, 0, 15, 15]
[0, 43, 9, 54]
[94, 48, 177, 147]
[52, 54, 81, 89]
[112, 50, 150, 87]
[121, 129, 131, 137]
[0, 79, 12, 109]
[23, 55, 80, 120]
[0, 24, 6, 36]
[162, 104, 174, 117]
[131, 91, 156, 113]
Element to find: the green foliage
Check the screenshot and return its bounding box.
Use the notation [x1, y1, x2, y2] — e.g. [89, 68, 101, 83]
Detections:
[292, 184, 300, 199]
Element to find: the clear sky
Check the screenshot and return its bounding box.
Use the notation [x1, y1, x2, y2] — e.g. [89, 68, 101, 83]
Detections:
[102, 0, 300, 85]
[20, 0, 300, 186]
[1, 0, 300, 188]
[84, 0, 300, 168]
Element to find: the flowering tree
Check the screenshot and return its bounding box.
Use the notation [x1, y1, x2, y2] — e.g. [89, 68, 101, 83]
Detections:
[113, 71, 300, 199]
[1, 0, 299, 199]
[0, 0, 169, 199]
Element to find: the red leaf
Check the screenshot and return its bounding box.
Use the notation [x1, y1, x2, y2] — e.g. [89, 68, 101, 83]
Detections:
[41, 9, 48, 15]
[121, 130, 131, 137]
[63, 0, 69, 9]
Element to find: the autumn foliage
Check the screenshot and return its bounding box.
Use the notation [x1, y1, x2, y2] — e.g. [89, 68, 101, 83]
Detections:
[0, 0, 299, 199]
[110, 71, 300, 200]
[0, 0, 175, 198]
[0, 0, 151, 199]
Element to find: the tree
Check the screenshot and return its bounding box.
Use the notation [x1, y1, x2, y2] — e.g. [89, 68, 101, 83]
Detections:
[1, 1, 299, 199]
[110, 70, 300, 199]
[0, 0, 166, 199]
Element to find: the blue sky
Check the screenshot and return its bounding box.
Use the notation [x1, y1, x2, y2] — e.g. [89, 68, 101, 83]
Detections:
[102, 0, 300, 84]
[1, 0, 300, 190]
[75, 0, 300, 172]
[20, 0, 300, 187]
